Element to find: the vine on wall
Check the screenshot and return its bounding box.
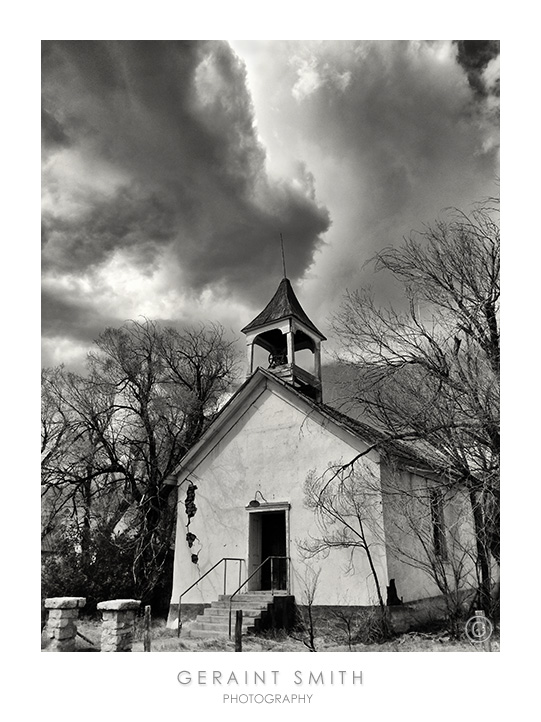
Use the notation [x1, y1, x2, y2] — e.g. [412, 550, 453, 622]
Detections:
[184, 482, 200, 564]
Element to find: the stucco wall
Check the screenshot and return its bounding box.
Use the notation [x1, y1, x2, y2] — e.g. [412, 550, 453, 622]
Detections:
[170, 382, 389, 610]
[380, 463, 478, 604]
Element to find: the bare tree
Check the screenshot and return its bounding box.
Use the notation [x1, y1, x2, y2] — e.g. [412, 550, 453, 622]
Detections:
[290, 564, 321, 652]
[300, 461, 390, 633]
[329, 603, 362, 650]
[41, 319, 239, 606]
[41, 367, 122, 563]
[301, 454, 479, 638]
[331, 199, 499, 613]
[381, 461, 478, 636]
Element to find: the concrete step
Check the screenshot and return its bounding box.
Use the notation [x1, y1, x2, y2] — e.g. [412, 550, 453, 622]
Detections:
[192, 619, 256, 630]
[218, 591, 289, 601]
[202, 607, 266, 618]
[187, 591, 293, 638]
[196, 613, 259, 626]
[209, 600, 272, 611]
[191, 620, 256, 634]
[191, 602, 267, 637]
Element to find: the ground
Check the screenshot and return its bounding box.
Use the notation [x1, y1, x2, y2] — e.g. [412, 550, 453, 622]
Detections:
[41, 618, 499, 653]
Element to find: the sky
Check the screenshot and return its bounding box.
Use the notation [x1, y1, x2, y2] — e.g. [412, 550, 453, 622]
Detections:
[41, 40, 500, 373]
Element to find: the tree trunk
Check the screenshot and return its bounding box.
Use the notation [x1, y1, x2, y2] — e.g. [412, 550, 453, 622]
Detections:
[468, 485, 493, 614]
[80, 471, 93, 570]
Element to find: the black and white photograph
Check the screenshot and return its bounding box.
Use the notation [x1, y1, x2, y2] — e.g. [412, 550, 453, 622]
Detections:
[32, 24, 510, 720]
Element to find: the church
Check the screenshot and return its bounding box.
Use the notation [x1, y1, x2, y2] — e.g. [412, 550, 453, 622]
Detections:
[167, 278, 477, 634]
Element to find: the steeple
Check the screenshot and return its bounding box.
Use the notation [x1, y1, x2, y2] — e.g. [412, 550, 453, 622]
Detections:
[241, 278, 326, 402]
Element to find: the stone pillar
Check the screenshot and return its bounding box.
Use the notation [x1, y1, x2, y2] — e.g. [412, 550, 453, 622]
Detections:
[98, 599, 140, 652]
[44, 597, 86, 652]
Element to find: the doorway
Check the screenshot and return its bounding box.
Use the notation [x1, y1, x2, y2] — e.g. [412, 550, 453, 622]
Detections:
[248, 509, 288, 591]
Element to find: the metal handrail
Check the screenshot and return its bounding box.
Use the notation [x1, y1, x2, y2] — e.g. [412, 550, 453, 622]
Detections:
[227, 555, 290, 637]
[177, 557, 244, 636]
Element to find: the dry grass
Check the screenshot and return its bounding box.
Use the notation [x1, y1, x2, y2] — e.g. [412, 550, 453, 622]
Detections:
[41, 617, 499, 653]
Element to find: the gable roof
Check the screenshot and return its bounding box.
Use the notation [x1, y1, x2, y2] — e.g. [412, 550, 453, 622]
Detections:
[173, 367, 451, 480]
[314, 400, 450, 471]
[260, 369, 450, 471]
[241, 278, 326, 340]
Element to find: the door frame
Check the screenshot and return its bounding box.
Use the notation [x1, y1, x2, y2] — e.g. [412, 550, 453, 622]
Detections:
[245, 502, 290, 591]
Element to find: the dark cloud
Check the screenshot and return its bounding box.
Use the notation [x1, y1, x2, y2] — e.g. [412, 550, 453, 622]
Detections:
[41, 40, 330, 304]
[454, 40, 500, 97]
[238, 40, 499, 317]
[42, 187, 176, 274]
[41, 108, 69, 149]
[42, 281, 193, 372]
[42, 40, 498, 371]
[41, 286, 107, 343]
[285, 41, 498, 223]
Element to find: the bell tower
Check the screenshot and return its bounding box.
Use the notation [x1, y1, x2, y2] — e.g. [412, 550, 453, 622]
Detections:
[241, 278, 326, 402]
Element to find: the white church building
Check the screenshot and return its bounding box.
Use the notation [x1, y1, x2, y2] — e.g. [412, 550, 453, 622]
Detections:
[167, 278, 477, 634]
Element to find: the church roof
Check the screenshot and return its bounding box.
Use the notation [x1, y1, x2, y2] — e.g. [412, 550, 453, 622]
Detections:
[259, 368, 451, 471]
[173, 367, 452, 480]
[313, 399, 450, 471]
[241, 278, 326, 340]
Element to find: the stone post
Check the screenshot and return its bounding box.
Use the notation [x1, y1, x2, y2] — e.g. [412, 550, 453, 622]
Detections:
[44, 597, 86, 652]
[97, 599, 140, 652]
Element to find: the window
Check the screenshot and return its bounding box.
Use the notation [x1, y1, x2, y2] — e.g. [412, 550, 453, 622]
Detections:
[429, 489, 448, 560]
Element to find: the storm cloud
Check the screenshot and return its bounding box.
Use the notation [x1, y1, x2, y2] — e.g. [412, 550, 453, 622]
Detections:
[232, 41, 499, 318]
[42, 40, 330, 360]
[42, 40, 499, 371]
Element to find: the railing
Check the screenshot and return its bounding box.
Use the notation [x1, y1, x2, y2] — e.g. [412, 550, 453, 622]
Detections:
[177, 557, 245, 636]
[227, 556, 290, 637]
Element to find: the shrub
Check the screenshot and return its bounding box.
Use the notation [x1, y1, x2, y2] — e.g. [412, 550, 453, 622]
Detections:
[41, 529, 136, 614]
[353, 607, 393, 645]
